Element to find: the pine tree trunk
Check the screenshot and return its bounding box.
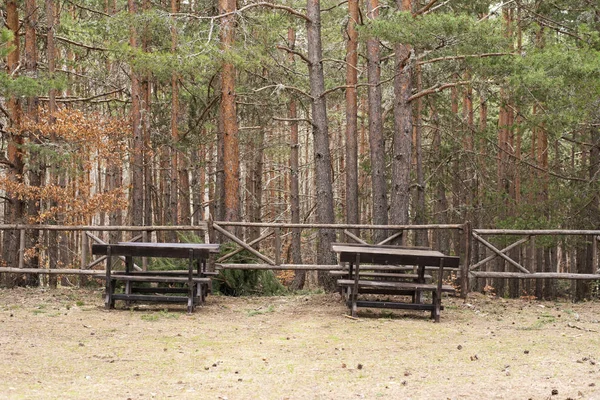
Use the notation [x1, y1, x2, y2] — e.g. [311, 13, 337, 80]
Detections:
[344, 0, 359, 233]
[390, 0, 412, 234]
[245, 124, 265, 242]
[2, 0, 25, 285]
[219, 0, 241, 228]
[23, 0, 41, 285]
[129, 0, 144, 227]
[287, 28, 304, 290]
[366, 0, 388, 243]
[413, 63, 427, 246]
[306, 0, 337, 289]
[430, 102, 449, 254]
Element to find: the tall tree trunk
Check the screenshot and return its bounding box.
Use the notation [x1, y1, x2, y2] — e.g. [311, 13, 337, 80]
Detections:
[129, 0, 144, 227]
[190, 146, 205, 224]
[288, 28, 304, 290]
[245, 120, 265, 242]
[390, 0, 412, 234]
[24, 0, 41, 285]
[167, 0, 181, 239]
[306, 0, 337, 289]
[413, 63, 427, 246]
[344, 0, 359, 234]
[141, 0, 152, 229]
[219, 0, 240, 227]
[575, 113, 600, 300]
[46, 0, 59, 288]
[2, 0, 25, 285]
[430, 101, 449, 254]
[366, 0, 388, 243]
[105, 0, 122, 244]
[215, 113, 226, 223]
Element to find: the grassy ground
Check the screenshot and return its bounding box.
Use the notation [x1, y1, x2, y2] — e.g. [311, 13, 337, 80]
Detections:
[1, 287, 600, 399]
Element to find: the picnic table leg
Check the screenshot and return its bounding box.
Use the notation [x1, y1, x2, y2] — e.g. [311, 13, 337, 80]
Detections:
[351, 254, 360, 317]
[432, 291, 440, 322]
[124, 255, 133, 307]
[413, 263, 425, 304]
[433, 258, 445, 323]
[104, 246, 114, 309]
[187, 250, 194, 313]
[201, 258, 210, 297]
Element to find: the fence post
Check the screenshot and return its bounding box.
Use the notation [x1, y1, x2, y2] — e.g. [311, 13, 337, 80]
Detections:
[80, 231, 88, 271]
[275, 227, 281, 265]
[460, 221, 471, 298]
[80, 231, 88, 287]
[593, 235, 598, 274]
[142, 230, 148, 271]
[18, 228, 25, 269]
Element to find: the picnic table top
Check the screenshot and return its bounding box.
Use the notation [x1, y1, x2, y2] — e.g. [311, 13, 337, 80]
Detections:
[91, 242, 220, 258]
[330, 243, 460, 267]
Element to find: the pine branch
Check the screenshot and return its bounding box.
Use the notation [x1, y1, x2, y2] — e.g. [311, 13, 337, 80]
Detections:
[273, 116, 312, 124]
[417, 52, 517, 66]
[174, 2, 311, 23]
[276, 45, 310, 65]
[254, 84, 312, 99]
[39, 88, 124, 103]
[414, 0, 439, 16]
[407, 81, 470, 102]
[64, 0, 111, 17]
[321, 0, 348, 12]
[55, 35, 108, 52]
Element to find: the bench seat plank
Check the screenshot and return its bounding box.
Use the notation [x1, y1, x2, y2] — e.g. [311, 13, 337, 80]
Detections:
[110, 274, 210, 284]
[120, 270, 218, 276]
[112, 294, 195, 303]
[347, 300, 445, 311]
[329, 271, 432, 280]
[337, 279, 455, 292]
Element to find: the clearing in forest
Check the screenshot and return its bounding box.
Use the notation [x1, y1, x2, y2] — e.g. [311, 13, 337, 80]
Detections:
[1, 287, 599, 399]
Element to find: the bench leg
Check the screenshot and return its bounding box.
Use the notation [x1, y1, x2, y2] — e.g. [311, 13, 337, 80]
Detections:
[431, 291, 441, 322]
[187, 250, 194, 314]
[105, 279, 116, 309]
[350, 255, 360, 318]
[187, 296, 194, 314]
[105, 247, 114, 310]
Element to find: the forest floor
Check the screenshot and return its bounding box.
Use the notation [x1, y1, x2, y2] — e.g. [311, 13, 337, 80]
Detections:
[1, 287, 600, 400]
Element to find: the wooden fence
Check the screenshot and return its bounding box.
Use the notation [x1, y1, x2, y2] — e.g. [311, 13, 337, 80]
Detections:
[2, 222, 600, 298]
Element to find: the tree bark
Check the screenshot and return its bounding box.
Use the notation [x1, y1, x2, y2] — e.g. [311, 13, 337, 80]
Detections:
[46, 0, 59, 288]
[390, 0, 412, 242]
[2, 1, 25, 284]
[23, 0, 41, 285]
[413, 63, 427, 246]
[141, 0, 152, 228]
[287, 28, 304, 290]
[344, 0, 359, 234]
[430, 101, 449, 254]
[245, 120, 265, 243]
[219, 0, 241, 227]
[306, 0, 337, 289]
[366, 0, 388, 243]
[129, 0, 144, 227]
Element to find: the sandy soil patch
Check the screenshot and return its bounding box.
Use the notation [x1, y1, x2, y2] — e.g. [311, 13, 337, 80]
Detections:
[1, 287, 600, 399]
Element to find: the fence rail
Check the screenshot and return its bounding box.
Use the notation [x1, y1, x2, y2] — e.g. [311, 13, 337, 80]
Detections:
[2, 222, 600, 298]
[468, 228, 600, 299]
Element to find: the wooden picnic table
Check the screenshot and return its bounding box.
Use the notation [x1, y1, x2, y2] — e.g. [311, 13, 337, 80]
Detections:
[91, 242, 219, 313]
[331, 243, 460, 322]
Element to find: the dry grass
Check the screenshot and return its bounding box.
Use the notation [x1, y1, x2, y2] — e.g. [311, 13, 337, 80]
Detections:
[1, 287, 600, 399]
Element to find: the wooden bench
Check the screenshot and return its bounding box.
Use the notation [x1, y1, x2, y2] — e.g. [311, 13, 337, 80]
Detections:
[92, 243, 219, 313]
[336, 279, 455, 318]
[331, 243, 460, 322]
